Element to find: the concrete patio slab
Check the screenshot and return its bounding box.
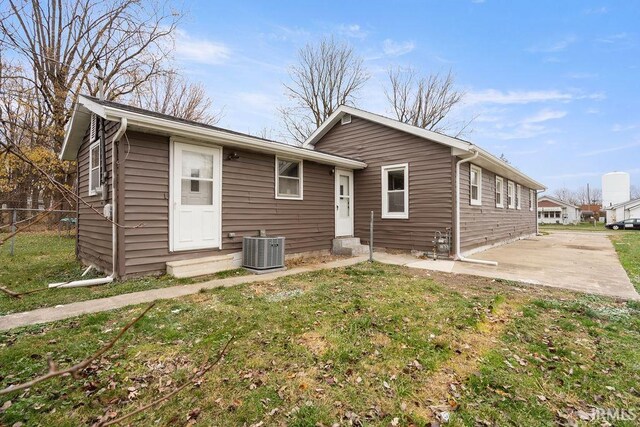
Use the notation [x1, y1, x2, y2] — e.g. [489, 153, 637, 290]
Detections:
[385, 231, 638, 300]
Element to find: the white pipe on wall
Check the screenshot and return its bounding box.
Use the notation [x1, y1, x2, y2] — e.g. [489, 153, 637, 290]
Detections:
[455, 148, 499, 267]
[49, 277, 114, 289]
[110, 118, 128, 278]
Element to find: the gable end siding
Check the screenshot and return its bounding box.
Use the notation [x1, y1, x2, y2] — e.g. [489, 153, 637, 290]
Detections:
[76, 120, 119, 273]
[314, 115, 454, 251]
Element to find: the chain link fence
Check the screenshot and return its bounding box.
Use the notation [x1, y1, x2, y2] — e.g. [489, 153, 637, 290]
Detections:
[0, 206, 77, 256]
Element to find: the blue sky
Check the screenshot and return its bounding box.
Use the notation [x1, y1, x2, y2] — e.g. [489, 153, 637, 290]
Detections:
[174, 0, 640, 192]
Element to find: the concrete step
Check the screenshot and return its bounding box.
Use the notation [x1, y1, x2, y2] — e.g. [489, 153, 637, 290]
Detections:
[166, 252, 242, 278]
[332, 237, 370, 256]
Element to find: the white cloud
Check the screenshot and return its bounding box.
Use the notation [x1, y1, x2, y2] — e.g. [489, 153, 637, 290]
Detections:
[236, 92, 276, 112]
[566, 72, 598, 79]
[579, 141, 640, 157]
[337, 24, 368, 39]
[522, 109, 567, 124]
[529, 35, 577, 53]
[465, 89, 604, 106]
[596, 32, 630, 44]
[584, 6, 608, 14]
[611, 123, 638, 132]
[175, 30, 230, 65]
[465, 89, 573, 105]
[382, 39, 415, 57]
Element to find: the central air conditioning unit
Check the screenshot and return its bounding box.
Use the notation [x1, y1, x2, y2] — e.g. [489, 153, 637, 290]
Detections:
[242, 236, 285, 271]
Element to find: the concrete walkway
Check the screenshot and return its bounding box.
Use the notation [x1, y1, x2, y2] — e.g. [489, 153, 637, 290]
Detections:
[0, 256, 368, 332]
[378, 232, 640, 300]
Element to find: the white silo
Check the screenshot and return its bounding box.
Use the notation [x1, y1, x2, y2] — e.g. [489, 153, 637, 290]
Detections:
[602, 172, 630, 208]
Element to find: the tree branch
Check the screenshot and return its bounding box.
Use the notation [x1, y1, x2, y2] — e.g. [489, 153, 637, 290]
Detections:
[0, 303, 155, 396]
[95, 336, 234, 426]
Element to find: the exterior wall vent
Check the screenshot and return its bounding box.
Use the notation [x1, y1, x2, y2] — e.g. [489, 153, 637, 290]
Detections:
[242, 236, 285, 270]
[341, 114, 352, 125]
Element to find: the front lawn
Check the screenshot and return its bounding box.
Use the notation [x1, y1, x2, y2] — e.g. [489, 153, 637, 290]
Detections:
[0, 232, 247, 315]
[611, 232, 640, 292]
[1, 263, 639, 426]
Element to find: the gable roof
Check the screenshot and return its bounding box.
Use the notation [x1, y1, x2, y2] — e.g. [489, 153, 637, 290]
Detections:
[302, 105, 546, 190]
[538, 195, 580, 209]
[606, 197, 640, 210]
[60, 95, 367, 170]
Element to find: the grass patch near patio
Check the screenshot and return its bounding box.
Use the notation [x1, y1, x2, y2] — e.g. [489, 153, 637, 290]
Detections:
[0, 232, 247, 315]
[539, 222, 608, 232]
[610, 232, 640, 292]
[2, 263, 639, 426]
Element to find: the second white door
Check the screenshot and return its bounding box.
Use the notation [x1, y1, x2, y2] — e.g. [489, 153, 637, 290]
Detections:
[335, 169, 354, 237]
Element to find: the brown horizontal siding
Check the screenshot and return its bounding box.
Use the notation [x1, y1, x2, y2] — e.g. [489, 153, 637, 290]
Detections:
[77, 119, 119, 272]
[314, 115, 454, 251]
[459, 162, 536, 252]
[121, 131, 335, 277]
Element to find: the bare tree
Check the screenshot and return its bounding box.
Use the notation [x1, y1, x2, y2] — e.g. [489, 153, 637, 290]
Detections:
[631, 185, 640, 199]
[553, 187, 579, 205]
[279, 37, 369, 144]
[130, 71, 221, 124]
[385, 67, 470, 137]
[0, 0, 181, 207]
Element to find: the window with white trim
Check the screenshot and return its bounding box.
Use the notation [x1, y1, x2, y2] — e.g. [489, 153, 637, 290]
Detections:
[470, 164, 482, 206]
[495, 176, 504, 208]
[88, 141, 101, 196]
[275, 157, 303, 199]
[529, 189, 535, 211]
[507, 181, 515, 209]
[516, 184, 522, 209]
[382, 163, 409, 219]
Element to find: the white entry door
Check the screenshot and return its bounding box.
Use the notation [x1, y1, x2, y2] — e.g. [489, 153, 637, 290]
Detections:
[172, 142, 221, 251]
[335, 169, 354, 237]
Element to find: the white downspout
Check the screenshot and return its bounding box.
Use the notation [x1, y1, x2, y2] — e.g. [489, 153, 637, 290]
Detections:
[110, 118, 128, 278]
[455, 148, 498, 266]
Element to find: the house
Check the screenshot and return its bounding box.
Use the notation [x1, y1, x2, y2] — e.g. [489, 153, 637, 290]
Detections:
[579, 203, 604, 222]
[605, 198, 640, 224]
[61, 97, 545, 279]
[537, 196, 580, 225]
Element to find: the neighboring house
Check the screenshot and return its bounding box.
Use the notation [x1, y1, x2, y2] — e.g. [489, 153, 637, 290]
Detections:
[537, 196, 581, 225]
[605, 198, 640, 224]
[61, 97, 545, 278]
[579, 203, 604, 222]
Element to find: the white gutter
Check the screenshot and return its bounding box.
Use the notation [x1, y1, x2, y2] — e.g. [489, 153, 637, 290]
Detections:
[111, 118, 128, 278]
[455, 148, 498, 266]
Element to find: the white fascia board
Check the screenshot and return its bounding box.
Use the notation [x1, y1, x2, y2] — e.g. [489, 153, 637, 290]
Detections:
[101, 105, 367, 170]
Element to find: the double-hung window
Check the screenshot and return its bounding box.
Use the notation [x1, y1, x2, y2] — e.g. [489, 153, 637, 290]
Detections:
[507, 181, 515, 209]
[529, 189, 535, 211]
[495, 176, 504, 208]
[516, 184, 522, 209]
[275, 157, 303, 199]
[470, 164, 482, 206]
[382, 163, 409, 219]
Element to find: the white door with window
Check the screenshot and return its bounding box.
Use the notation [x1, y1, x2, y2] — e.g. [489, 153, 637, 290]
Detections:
[171, 142, 221, 251]
[335, 169, 354, 237]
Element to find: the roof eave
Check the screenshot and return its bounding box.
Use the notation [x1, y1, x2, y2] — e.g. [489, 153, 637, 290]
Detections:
[99, 101, 367, 170]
